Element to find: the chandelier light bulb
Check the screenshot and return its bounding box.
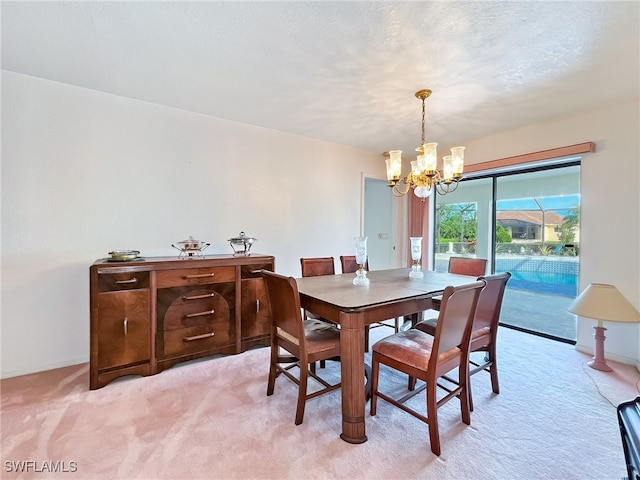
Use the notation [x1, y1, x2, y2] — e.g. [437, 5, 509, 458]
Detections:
[442, 155, 454, 182]
[386, 150, 402, 182]
[423, 143, 438, 172]
[450, 146, 465, 177]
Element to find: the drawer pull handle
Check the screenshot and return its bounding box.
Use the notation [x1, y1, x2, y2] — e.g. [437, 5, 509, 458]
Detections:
[115, 278, 138, 285]
[182, 292, 215, 301]
[183, 310, 215, 319]
[256, 299, 260, 312]
[183, 332, 215, 342]
[183, 272, 215, 279]
[123, 317, 128, 335]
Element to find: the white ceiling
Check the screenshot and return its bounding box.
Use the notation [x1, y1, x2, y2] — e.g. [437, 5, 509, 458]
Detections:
[2, 1, 639, 156]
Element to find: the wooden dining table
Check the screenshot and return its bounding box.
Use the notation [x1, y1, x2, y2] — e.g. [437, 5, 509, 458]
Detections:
[295, 267, 476, 444]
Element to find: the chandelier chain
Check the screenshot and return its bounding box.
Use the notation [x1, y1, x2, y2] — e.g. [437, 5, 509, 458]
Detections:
[421, 98, 426, 145]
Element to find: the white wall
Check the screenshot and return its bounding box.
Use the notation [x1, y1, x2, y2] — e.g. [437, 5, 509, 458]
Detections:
[1, 71, 386, 377]
[460, 99, 640, 367]
[3, 70, 638, 377]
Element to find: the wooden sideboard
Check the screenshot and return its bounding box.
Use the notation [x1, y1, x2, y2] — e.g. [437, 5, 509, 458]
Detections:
[89, 254, 275, 389]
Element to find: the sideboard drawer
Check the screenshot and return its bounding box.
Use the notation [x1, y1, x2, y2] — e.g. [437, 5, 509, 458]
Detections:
[162, 287, 231, 331]
[163, 322, 232, 358]
[156, 266, 235, 288]
[98, 272, 150, 292]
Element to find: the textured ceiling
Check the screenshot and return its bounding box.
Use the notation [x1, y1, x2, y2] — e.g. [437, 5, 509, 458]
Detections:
[2, 1, 639, 156]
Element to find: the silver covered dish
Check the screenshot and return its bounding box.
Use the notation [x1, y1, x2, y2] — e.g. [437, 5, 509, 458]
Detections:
[172, 236, 210, 258]
[228, 231, 256, 256]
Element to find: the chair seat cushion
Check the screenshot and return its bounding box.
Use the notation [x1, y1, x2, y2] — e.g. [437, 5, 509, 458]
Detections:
[373, 329, 461, 370]
[472, 326, 490, 339]
[415, 319, 490, 342]
[277, 319, 341, 354]
[414, 317, 438, 335]
[304, 319, 341, 353]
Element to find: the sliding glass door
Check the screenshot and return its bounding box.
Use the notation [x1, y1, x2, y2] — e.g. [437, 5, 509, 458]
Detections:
[433, 163, 580, 342]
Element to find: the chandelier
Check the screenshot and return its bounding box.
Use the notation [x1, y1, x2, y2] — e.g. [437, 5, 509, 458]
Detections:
[385, 89, 465, 200]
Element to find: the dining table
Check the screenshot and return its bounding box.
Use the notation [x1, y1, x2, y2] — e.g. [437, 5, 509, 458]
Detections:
[295, 267, 477, 444]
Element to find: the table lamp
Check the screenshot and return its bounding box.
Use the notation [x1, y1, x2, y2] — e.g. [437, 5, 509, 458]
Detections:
[568, 283, 640, 371]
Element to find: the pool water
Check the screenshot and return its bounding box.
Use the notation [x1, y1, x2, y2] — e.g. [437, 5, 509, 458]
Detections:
[501, 271, 577, 298]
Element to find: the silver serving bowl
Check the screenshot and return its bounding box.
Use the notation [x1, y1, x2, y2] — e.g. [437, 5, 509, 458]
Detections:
[108, 250, 140, 261]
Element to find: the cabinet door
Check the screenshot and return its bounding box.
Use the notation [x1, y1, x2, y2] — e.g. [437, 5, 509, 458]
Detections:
[97, 290, 150, 370]
[241, 278, 270, 340]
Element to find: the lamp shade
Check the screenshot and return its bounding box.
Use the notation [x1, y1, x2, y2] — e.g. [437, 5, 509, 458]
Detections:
[568, 283, 640, 323]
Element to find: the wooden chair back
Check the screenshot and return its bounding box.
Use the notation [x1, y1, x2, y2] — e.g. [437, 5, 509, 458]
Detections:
[261, 270, 306, 355]
[448, 257, 487, 277]
[300, 257, 335, 277]
[339, 255, 369, 273]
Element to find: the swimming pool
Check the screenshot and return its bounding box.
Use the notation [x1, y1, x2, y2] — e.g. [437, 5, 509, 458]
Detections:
[495, 256, 578, 298]
[435, 255, 579, 298]
[498, 271, 577, 298]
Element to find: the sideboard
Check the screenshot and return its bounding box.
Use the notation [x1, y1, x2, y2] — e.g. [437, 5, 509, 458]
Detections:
[89, 254, 275, 389]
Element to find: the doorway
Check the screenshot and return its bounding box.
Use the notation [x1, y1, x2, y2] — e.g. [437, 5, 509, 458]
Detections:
[363, 177, 402, 270]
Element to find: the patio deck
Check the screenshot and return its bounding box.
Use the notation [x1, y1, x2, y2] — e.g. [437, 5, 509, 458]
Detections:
[501, 287, 576, 342]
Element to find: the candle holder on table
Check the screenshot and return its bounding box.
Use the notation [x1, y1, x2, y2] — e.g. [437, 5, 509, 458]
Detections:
[353, 236, 370, 286]
[409, 236, 424, 279]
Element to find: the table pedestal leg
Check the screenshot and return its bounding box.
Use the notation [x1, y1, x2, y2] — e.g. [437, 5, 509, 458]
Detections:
[339, 311, 367, 443]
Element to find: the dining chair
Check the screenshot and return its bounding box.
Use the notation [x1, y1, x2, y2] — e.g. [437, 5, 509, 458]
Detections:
[300, 257, 336, 322]
[430, 256, 487, 311]
[300, 257, 337, 370]
[339, 255, 399, 352]
[261, 270, 341, 425]
[412, 272, 511, 410]
[369, 280, 486, 456]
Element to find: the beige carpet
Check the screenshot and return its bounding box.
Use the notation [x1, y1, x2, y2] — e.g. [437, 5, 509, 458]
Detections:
[1, 326, 639, 480]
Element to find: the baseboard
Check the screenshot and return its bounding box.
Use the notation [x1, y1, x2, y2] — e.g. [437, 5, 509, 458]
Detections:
[0, 357, 89, 380]
[574, 343, 639, 369]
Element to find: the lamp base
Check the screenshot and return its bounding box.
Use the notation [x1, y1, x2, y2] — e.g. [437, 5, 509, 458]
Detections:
[588, 325, 613, 372]
[587, 359, 613, 372]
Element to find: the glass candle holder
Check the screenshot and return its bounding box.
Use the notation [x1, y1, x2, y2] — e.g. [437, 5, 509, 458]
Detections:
[409, 236, 424, 279]
[353, 236, 370, 286]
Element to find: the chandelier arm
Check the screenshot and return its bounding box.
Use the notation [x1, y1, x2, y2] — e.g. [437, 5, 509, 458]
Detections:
[391, 179, 412, 197]
[391, 187, 405, 197]
[435, 179, 461, 196]
[447, 181, 461, 194]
